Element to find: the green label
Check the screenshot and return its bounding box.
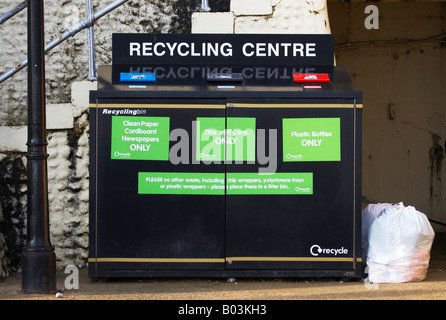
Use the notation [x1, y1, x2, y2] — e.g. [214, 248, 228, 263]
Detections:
[196, 117, 256, 162]
[138, 172, 312, 195]
[283, 118, 341, 162]
[226, 172, 313, 195]
[196, 117, 225, 162]
[138, 172, 225, 195]
[111, 116, 170, 160]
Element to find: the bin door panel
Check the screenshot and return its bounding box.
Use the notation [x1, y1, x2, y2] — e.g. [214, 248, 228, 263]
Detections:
[225, 101, 361, 270]
[89, 99, 226, 272]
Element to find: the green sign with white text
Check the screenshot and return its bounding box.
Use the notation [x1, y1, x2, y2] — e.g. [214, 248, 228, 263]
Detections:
[283, 118, 341, 162]
[138, 172, 225, 195]
[227, 172, 313, 195]
[196, 117, 256, 162]
[138, 172, 313, 195]
[111, 116, 170, 160]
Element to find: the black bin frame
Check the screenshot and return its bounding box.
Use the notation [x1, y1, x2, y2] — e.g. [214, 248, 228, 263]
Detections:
[88, 33, 363, 279]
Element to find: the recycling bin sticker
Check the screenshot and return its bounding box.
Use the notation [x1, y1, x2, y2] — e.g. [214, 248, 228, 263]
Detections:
[111, 116, 170, 160]
[283, 118, 341, 162]
[196, 117, 256, 162]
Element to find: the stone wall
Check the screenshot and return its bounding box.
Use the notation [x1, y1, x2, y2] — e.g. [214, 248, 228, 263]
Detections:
[192, 0, 331, 34]
[0, 81, 94, 275]
[0, 153, 26, 277]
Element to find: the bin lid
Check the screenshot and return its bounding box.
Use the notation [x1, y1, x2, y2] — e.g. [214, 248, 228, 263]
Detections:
[96, 65, 354, 93]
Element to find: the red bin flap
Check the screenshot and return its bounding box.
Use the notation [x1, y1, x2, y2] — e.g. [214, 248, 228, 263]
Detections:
[293, 73, 330, 83]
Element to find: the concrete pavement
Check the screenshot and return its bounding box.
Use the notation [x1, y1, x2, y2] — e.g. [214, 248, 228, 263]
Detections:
[1, 233, 445, 301]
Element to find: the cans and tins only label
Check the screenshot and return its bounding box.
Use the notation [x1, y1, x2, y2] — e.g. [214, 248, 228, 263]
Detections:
[196, 117, 256, 162]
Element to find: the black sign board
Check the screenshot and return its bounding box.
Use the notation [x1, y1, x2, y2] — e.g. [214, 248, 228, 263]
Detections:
[112, 33, 334, 66]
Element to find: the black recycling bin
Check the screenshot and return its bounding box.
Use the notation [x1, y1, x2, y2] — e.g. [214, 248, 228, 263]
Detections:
[88, 34, 363, 278]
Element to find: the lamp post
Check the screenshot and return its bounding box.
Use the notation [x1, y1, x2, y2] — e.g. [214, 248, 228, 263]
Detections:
[21, 0, 57, 294]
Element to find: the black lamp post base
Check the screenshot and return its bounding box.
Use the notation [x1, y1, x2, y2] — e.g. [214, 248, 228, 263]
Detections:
[21, 248, 57, 294]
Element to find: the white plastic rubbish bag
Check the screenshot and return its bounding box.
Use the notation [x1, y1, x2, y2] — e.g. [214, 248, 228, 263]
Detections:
[362, 202, 404, 263]
[367, 204, 435, 283]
